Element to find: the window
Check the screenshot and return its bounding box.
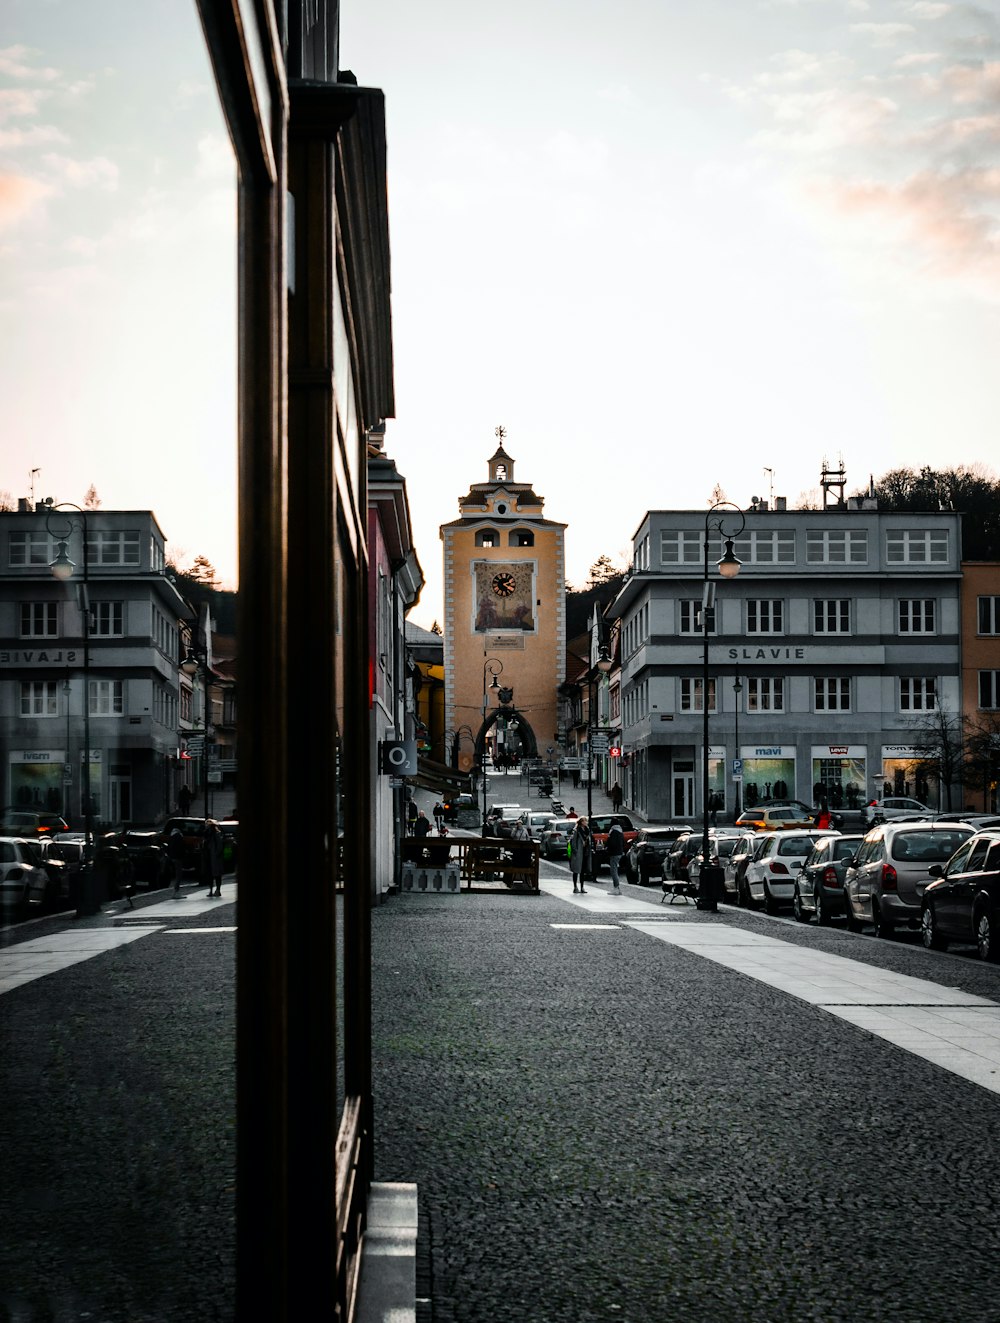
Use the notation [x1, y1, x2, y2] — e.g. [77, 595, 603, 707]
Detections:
[900, 677, 936, 711]
[898, 599, 935, 634]
[731, 529, 795, 564]
[9, 530, 57, 567]
[813, 599, 850, 634]
[86, 530, 141, 566]
[151, 537, 165, 573]
[679, 600, 714, 635]
[90, 601, 124, 637]
[510, 529, 534, 547]
[980, 671, 1000, 710]
[89, 679, 124, 715]
[746, 599, 783, 634]
[475, 529, 498, 548]
[180, 685, 192, 723]
[20, 680, 59, 716]
[661, 530, 702, 564]
[20, 602, 58, 637]
[679, 677, 717, 712]
[747, 677, 784, 712]
[886, 529, 949, 563]
[979, 597, 1000, 635]
[814, 678, 851, 711]
[806, 529, 868, 563]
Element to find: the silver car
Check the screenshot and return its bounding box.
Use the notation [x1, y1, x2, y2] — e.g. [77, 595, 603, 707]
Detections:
[744, 830, 840, 914]
[516, 810, 557, 841]
[0, 836, 50, 911]
[843, 821, 974, 938]
[540, 818, 577, 860]
[864, 796, 934, 825]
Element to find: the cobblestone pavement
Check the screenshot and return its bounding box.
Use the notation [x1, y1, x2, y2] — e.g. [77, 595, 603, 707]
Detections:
[371, 863, 1000, 1323]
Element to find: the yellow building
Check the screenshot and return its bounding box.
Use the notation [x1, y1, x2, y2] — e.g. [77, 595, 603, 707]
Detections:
[441, 439, 566, 768]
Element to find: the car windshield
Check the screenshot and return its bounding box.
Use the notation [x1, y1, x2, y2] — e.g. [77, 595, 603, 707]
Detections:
[777, 835, 821, 856]
[833, 838, 863, 859]
[892, 830, 970, 862]
[714, 838, 738, 857]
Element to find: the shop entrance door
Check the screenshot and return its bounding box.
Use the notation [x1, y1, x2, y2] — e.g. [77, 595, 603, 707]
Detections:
[673, 762, 694, 819]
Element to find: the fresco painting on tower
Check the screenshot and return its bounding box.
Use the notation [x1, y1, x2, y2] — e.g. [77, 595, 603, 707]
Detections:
[473, 561, 535, 632]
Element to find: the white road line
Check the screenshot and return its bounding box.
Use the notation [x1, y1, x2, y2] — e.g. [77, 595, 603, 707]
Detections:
[0, 927, 159, 994]
[626, 921, 1000, 1095]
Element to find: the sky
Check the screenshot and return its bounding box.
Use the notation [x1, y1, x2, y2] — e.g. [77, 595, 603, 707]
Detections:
[2, 0, 999, 631]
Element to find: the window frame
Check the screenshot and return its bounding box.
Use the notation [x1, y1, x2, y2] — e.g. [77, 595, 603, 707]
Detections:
[899, 677, 937, 711]
[886, 529, 949, 564]
[20, 679, 60, 717]
[746, 599, 784, 635]
[806, 529, 868, 564]
[746, 676, 785, 712]
[19, 601, 59, 638]
[679, 676, 717, 713]
[89, 678, 124, 716]
[814, 677, 851, 712]
[90, 600, 125, 638]
[978, 596, 1000, 636]
[813, 598, 851, 634]
[979, 671, 1000, 711]
[898, 598, 936, 635]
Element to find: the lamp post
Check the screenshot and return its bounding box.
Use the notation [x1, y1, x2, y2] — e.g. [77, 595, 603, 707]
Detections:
[733, 665, 743, 820]
[47, 502, 96, 916]
[587, 645, 613, 819]
[699, 501, 745, 912]
[481, 658, 502, 834]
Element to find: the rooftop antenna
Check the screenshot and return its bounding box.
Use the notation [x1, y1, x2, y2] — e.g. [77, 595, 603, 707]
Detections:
[30, 468, 39, 504]
[763, 467, 774, 507]
[820, 455, 847, 508]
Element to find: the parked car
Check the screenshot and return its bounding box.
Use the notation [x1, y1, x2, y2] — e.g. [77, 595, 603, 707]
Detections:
[623, 825, 693, 884]
[0, 836, 50, 911]
[540, 818, 577, 860]
[735, 806, 815, 832]
[843, 821, 974, 938]
[116, 829, 171, 887]
[723, 832, 760, 905]
[685, 834, 742, 896]
[586, 814, 637, 876]
[864, 796, 934, 825]
[920, 829, 1000, 960]
[745, 830, 840, 914]
[666, 831, 699, 881]
[162, 816, 208, 873]
[793, 833, 866, 925]
[42, 833, 87, 905]
[0, 808, 69, 838]
[516, 810, 558, 840]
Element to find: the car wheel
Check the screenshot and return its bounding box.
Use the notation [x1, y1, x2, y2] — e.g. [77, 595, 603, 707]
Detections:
[872, 903, 894, 940]
[975, 908, 1000, 963]
[815, 889, 831, 927]
[844, 890, 861, 932]
[623, 859, 637, 884]
[763, 882, 779, 916]
[738, 877, 754, 910]
[793, 886, 809, 923]
[921, 904, 948, 952]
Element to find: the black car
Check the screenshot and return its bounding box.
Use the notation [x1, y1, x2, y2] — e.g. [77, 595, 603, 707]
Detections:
[623, 825, 693, 884]
[0, 807, 70, 838]
[921, 829, 1000, 960]
[793, 833, 865, 925]
[117, 829, 171, 887]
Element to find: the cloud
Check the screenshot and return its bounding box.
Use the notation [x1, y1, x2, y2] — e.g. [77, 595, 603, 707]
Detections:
[849, 23, 917, 45]
[0, 173, 52, 229]
[943, 60, 1000, 105]
[0, 87, 49, 121]
[0, 44, 59, 81]
[0, 123, 68, 149]
[893, 51, 942, 68]
[907, 2, 952, 19]
[541, 130, 610, 180]
[41, 153, 119, 191]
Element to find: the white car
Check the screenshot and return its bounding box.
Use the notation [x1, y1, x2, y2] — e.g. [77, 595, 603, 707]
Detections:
[864, 797, 933, 825]
[744, 830, 840, 914]
[0, 836, 50, 911]
[516, 810, 557, 840]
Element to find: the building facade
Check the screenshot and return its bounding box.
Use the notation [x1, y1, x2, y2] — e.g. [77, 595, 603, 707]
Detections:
[961, 561, 1000, 812]
[611, 504, 963, 822]
[441, 441, 566, 767]
[0, 502, 193, 828]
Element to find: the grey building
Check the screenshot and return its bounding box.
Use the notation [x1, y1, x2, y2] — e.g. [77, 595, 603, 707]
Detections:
[0, 501, 193, 827]
[610, 501, 963, 822]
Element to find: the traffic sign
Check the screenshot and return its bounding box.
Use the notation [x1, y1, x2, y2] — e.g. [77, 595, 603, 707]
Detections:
[732, 758, 743, 775]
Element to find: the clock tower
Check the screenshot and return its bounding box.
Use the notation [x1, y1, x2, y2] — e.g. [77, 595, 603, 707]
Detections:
[441, 434, 566, 772]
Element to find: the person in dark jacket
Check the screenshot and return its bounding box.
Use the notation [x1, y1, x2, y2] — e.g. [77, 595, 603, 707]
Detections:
[413, 811, 431, 839]
[167, 827, 185, 896]
[202, 820, 225, 897]
[568, 818, 591, 894]
[607, 821, 626, 895]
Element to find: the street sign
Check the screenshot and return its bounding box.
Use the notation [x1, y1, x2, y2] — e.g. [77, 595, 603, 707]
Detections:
[186, 738, 205, 757]
[732, 758, 743, 775]
[590, 735, 610, 752]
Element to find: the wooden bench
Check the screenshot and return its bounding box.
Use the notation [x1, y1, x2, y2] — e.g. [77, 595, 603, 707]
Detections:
[463, 839, 540, 894]
[660, 878, 694, 905]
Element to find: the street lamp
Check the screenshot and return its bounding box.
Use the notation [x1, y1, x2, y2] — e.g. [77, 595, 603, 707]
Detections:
[587, 644, 613, 819]
[733, 664, 743, 820]
[46, 502, 96, 916]
[481, 658, 502, 835]
[699, 501, 745, 912]
[181, 641, 213, 819]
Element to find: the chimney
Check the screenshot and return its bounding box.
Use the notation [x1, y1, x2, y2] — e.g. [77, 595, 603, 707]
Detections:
[17, 498, 30, 512]
[775, 496, 787, 511]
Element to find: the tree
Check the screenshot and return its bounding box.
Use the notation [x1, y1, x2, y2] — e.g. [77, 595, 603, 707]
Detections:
[586, 555, 623, 589]
[0, 490, 14, 512]
[709, 483, 728, 506]
[962, 713, 1000, 812]
[911, 707, 966, 811]
[83, 484, 102, 509]
[189, 555, 218, 587]
[859, 464, 1000, 559]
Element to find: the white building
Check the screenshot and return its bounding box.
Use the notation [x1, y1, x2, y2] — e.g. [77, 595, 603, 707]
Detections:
[0, 501, 193, 827]
[611, 502, 963, 821]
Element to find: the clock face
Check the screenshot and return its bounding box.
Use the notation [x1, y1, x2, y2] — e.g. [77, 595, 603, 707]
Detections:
[491, 571, 516, 598]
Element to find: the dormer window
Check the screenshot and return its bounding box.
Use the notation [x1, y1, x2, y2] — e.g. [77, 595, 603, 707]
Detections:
[476, 529, 499, 547]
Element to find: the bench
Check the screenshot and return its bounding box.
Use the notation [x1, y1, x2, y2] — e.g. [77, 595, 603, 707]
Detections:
[660, 878, 694, 905]
[463, 839, 540, 893]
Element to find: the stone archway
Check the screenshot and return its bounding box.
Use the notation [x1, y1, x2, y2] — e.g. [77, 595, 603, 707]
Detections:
[476, 707, 539, 765]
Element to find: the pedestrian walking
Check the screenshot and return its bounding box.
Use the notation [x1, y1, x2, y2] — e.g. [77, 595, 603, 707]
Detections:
[568, 817, 591, 894]
[178, 783, 192, 815]
[406, 798, 418, 835]
[607, 820, 625, 895]
[813, 801, 832, 830]
[167, 826, 185, 895]
[710, 792, 720, 828]
[432, 801, 444, 831]
[202, 819, 225, 897]
[413, 810, 431, 839]
[611, 783, 623, 812]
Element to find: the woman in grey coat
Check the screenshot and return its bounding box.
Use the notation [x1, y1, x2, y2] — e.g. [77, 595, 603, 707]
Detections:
[568, 817, 592, 894]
